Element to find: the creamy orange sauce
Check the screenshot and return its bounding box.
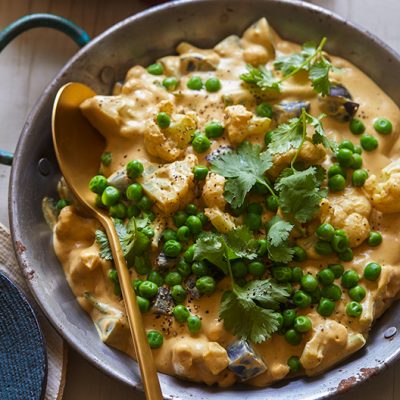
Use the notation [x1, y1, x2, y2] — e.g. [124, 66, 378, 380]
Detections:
[52, 18, 400, 387]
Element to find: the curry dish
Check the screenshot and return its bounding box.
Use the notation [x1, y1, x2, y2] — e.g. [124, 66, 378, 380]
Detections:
[49, 19, 400, 387]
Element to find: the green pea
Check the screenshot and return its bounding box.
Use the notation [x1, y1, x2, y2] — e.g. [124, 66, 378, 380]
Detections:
[292, 246, 307, 262]
[176, 259, 191, 277]
[163, 240, 182, 258]
[246, 203, 262, 215]
[193, 165, 209, 180]
[56, 199, 70, 212]
[346, 301, 362, 318]
[187, 76, 203, 90]
[205, 77, 221, 92]
[282, 309, 297, 328]
[100, 151, 112, 166]
[360, 134, 378, 151]
[109, 203, 127, 219]
[336, 148, 353, 168]
[352, 169, 368, 187]
[292, 290, 312, 309]
[339, 140, 355, 152]
[291, 267, 304, 283]
[186, 215, 202, 234]
[317, 268, 335, 286]
[244, 213, 262, 231]
[192, 133, 211, 153]
[165, 271, 182, 286]
[126, 160, 144, 179]
[196, 211, 208, 225]
[134, 256, 151, 275]
[349, 118, 365, 135]
[276, 313, 284, 330]
[205, 121, 224, 138]
[328, 163, 346, 178]
[350, 153, 363, 169]
[173, 304, 190, 323]
[139, 281, 158, 299]
[108, 269, 121, 296]
[187, 315, 202, 333]
[137, 296, 150, 313]
[328, 264, 344, 278]
[332, 232, 350, 253]
[147, 271, 164, 287]
[348, 285, 366, 302]
[146, 211, 158, 222]
[163, 229, 178, 242]
[171, 285, 187, 303]
[184, 245, 196, 263]
[338, 248, 353, 262]
[314, 240, 334, 256]
[132, 232, 151, 256]
[353, 145, 362, 154]
[101, 186, 121, 207]
[176, 226, 190, 243]
[301, 274, 318, 293]
[287, 356, 302, 373]
[285, 329, 302, 345]
[328, 174, 346, 192]
[364, 262, 381, 281]
[374, 117, 392, 135]
[294, 315, 312, 333]
[127, 205, 141, 218]
[309, 287, 322, 304]
[256, 102, 273, 118]
[321, 284, 342, 301]
[264, 131, 273, 147]
[156, 112, 171, 129]
[126, 183, 143, 202]
[191, 260, 210, 277]
[257, 239, 268, 256]
[162, 76, 179, 91]
[131, 277, 142, 290]
[316, 223, 335, 242]
[89, 175, 108, 194]
[248, 261, 266, 277]
[272, 265, 293, 283]
[147, 63, 164, 75]
[137, 195, 153, 211]
[185, 203, 197, 215]
[232, 260, 248, 279]
[341, 270, 360, 289]
[317, 298, 335, 317]
[173, 211, 188, 227]
[147, 330, 163, 349]
[141, 226, 154, 238]
[196, 276, 216, 294]
[265, 195, 279, 212]
[368, 231, 382, 247]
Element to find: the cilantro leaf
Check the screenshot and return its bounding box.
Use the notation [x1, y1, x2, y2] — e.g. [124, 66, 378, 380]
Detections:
[95, 218, 136, 261]
[220, 280, 290, 343]
[308, 113, 337, 153]
[309, 58, 332, 96]
[275, 167, 325, 223]
[240, 65, 281, 94]
[273, 53, 305, 76]
[266, 218, 294, 263]
[224, 226, 258, 260]
[210, 141, 273, 208]
[268, 116, 304, 155]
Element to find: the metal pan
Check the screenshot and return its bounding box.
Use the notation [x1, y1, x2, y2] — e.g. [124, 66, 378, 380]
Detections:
[2, 1, 400, 398]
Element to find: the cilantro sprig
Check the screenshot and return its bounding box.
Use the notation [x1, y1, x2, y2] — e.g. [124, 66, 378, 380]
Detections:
[210, 141, 275, 208]
[194, 227, 290, 343]
[240, 37, 334, 96]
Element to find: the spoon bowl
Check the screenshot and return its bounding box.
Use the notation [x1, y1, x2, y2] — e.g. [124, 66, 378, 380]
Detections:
[52, 82, 162, 400]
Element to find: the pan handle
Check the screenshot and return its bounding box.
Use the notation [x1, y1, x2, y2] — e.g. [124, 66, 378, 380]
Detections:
[0, 13, 91, 166]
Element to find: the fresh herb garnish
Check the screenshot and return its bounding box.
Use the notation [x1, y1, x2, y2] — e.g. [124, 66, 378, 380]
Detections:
[240, 65, 281, 95]
[265, 217, 294, 263]
[210, 141, 274, 208]
[194, 227, 290, 343]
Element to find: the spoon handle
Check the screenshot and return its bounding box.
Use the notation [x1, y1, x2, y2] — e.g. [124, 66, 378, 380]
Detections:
[104, 219, 163, 400]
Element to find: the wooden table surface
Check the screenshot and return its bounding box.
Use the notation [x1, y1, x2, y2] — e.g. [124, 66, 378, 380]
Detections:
[1, 1, 399, 399]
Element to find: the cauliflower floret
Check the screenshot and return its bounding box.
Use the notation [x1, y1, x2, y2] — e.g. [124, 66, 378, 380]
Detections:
[364, 160, 400, 213]
[320, 187, 371, 247]
[144, 101, 197, 162]
[243, 44, 270, 66]
[140, 155, 197, 213]
[204, 207, 236, 233]
[224, 105, 271, 145]
[269, 141, 326, 177]
[241, 18, 276, 60]
[202, 173, 226, 210]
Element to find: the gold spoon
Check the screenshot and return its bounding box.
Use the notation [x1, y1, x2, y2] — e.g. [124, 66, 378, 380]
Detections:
[52, 82, 163, 400]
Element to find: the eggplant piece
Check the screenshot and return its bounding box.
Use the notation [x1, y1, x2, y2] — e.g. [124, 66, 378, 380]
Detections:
[156, 252, 176, 273]
[205, 146, 233, 163]
[180, 53, 219, 73]
[273, 101, 310, 125]
[318, 84, 359, 122]
[227, 340, 267, 381]
[107, 168, 130, 192]
[184, 276, 200, 300]
[152, 287, 174, 315]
